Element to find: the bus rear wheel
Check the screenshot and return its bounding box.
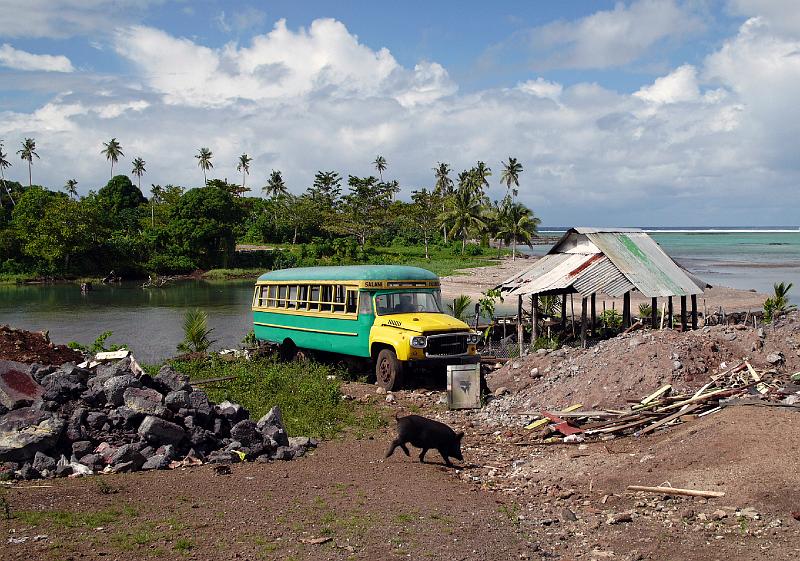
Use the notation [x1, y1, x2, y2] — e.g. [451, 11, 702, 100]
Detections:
[375, 349, 403, 391]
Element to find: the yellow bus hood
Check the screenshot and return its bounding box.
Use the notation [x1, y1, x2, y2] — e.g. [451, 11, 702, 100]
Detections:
[377, 313, 470, 334]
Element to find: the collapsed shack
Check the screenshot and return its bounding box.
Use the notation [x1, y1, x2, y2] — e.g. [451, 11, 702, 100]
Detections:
[0, 354, 316, 481]
[495, 227, 709, 351]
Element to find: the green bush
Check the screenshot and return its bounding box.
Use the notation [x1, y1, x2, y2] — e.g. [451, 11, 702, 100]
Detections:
[169, 357, 384, 438]
[599, 308, 622, 330]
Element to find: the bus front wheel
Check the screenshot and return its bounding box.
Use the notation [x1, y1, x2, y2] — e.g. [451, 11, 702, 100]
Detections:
[376, 349, 403, 391]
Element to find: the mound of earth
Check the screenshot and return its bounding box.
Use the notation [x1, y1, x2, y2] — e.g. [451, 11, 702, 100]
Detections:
[0, 325, 84, 365]
[487, 312, 800, 411]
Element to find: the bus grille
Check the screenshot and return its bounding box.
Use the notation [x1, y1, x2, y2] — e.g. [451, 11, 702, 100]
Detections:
[425, 333, 468, 357]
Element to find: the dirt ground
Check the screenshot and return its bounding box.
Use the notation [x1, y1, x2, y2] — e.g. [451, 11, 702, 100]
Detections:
[3, 384, 799, 561]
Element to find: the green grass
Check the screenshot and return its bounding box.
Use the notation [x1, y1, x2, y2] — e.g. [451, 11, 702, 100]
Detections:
[169, 356, 387, 438]
[202, 268, 264, 280]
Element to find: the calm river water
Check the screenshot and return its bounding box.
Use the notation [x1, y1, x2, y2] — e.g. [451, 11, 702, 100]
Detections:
[0, 280, 255, 364]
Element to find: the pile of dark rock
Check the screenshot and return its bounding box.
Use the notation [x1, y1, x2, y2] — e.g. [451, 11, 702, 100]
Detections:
[0, 357, 316, 480]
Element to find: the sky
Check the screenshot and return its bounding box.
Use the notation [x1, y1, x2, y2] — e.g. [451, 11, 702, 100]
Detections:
[0, 0, 799, 226]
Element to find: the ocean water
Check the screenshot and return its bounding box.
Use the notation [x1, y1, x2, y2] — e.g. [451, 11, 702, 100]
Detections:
[527, 228, 800, 303]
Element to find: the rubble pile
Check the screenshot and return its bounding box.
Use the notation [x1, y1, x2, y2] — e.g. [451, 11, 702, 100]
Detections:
[0, 357, 316, 480]
[0, 325, 84, 366]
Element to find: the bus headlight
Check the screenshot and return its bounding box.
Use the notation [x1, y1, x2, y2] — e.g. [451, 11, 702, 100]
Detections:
[410, 336, 427, 348]
[466, 333, 482, 345]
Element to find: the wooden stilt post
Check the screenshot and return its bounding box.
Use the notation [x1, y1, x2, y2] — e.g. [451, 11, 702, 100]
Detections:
[580, 297, 588, 348]
[691, 294, 698, 330]
[680, 296, 688, 331]
[517, 295, 523, 357]
[651, 297, 657, 329]
[623, 291, 631, 328]
[474, 303, 480, 331]
[667, 297, 673, 329]
[590, 294, 596, 336]
[570, 294, 575, 338]
[532, 294, 539, 342]
[560, 294, 567, 332]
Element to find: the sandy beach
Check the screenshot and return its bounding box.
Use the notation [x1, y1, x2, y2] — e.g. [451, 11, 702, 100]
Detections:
[440, 256, 769, 314]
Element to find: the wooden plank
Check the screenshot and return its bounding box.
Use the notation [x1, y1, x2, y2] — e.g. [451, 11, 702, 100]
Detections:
[626, 485, 725, 499]
[524, 418, 550, 430]
[635, 404, 701, 436]
[745, 361, 769, 394]
[641, 384, 672, 405]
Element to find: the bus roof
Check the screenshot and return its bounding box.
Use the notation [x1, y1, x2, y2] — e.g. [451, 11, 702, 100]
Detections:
[257, 265, 439, 283]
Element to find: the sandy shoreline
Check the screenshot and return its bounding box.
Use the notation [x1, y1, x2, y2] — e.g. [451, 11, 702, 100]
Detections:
[440, 256, 769, 314]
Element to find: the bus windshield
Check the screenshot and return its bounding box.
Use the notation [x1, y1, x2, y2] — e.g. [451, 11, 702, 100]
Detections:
[375, 291, 443, 315]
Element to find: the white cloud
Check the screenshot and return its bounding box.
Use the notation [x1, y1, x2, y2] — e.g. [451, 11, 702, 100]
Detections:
[634, 64, 700, 103]
[0, 44, 74, 72]
[517, 78, 563, 101]
[216, 7, 268, 34]
[2, 16, 800, 226]
[523, 0, 705, 69]
[114, 19, 456, 108]
[727, 0, 800, 36]
[0, 0, 160, 39]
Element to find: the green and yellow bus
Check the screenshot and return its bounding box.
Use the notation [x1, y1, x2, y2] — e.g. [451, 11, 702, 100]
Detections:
[252, 265, 480, 389]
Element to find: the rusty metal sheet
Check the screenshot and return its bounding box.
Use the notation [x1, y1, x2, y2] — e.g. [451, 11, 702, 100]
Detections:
[503, 253, 598, 296]
[585, 231, 704, 297]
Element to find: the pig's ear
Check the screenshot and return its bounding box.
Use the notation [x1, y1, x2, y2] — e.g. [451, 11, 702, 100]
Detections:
[456, 431, 464, 440]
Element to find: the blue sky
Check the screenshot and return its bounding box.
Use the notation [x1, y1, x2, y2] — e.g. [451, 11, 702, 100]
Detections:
[1, 0, 799, 225]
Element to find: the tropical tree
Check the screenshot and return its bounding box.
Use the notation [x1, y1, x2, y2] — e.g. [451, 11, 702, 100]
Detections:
[447, 294, 472, 322]
[17, 138, 39, 188]
[328, 175, 394, 247]
[763, 282, 797, 322]
[495, 200, 541, 260]
[308, 170, 342, 207]
[0, 141, 12, 206]
[236, 153, 252, 191]
[131, 157, 146, 190]
[440, 183, 486, 254]
[433, 162, 453, 243]
[65, 179, 78, 200]
[410, 187, 441, 259]
[373, 155, 387, 181]
[195, 147, 213, 185]
[177, 309, 216, 354]
[473, 161, 492, 196]
[150, 184, 163, 227]
[263, 169, 287, 199]
[500, 156, 523, 200]
[101, 138, 124, 178]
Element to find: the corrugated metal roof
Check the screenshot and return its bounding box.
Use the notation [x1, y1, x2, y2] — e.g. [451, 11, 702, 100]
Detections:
[505, 253, 599, 296]
[498, 227, 706, 298]
[572, 256, 635, 297]
[584, 231, 702, 297]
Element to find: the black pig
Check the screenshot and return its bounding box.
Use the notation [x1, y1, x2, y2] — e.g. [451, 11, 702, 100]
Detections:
[385, 414, 464, 467]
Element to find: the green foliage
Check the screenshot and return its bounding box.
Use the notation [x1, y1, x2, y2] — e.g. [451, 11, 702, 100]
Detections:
[600, 308, 623, 330]
[241, 329, 257, 347]
[478, 288, 503, 322]
[537, 295, 561, 318]
[177, 309, 215, 354]
[168, 356, 385, 437]
[447, 294, 472, 321]
[763, 281, 796, 322]
[68, 330, 127, 354]
[97, 175, 146, 215]
[533, 335, 561, 351]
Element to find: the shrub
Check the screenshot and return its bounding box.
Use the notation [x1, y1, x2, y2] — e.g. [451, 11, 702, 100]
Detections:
[599, 308, 622, 330]
[177, 309, 215, 354]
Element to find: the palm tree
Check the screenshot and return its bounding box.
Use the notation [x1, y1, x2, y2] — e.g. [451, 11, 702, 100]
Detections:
[195, 147, 213, 185]
[101, 138, 124, 178]
[500, 157, 523, 200]
[495, 201, 541, 260]
[263, 169, 287, 199]
[0, 141, 12, 206]
[473, 161, 492, 196]
[237, 153, 252, 190]
[373, 155, 387, 181]
[150, 184, 163, 227]
[131, 157, 146, 190]
[440, 184, 486, 255]
[17, 138, 39, 187]
[65, 179, 78, 200]
[433, 162, 453, 243]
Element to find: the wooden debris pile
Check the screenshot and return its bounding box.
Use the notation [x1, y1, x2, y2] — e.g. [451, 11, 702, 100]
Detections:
[522, 361, 800, 442]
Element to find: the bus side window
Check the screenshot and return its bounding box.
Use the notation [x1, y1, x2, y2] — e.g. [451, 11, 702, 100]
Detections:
[345, 289, 357, 313]
[320, 285, 333, 312]
[277, 285, 287, 307]
[257, 286, 267, 307]
[288, 285, 298, 309]
[358, 292, 373, 315]
[309, 285, 320, 311]
[298, 285, 308, 309]
[333, 285, 345, 312]
[267, 285, 276, 307]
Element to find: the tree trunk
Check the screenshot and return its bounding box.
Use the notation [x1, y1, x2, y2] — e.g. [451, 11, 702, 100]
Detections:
[28, 161, 32, 187]
[424, 235, 429, 259]
[110, 161, 114, 179]
[461, 232, 466, 255]
[293, 225, 298, 245]
[441, 201, 447, 244]
[203, 170, 207, 186]
[512, 234, 517, 260]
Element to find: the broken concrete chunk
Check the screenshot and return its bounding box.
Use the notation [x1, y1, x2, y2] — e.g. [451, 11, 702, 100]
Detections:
[103, 374, 142, 406]
[138, 415, 186, 445]
[0, 360, 44, 410]
[0, 407, 65, 462]
[123, 386, 166, 416]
